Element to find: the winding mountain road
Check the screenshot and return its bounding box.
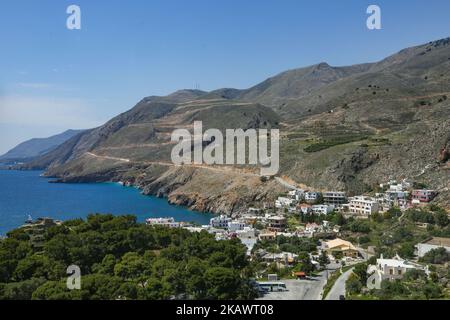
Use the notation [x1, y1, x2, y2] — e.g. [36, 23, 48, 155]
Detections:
[83, 151, 306, 191]
[84, 152, 261, 176]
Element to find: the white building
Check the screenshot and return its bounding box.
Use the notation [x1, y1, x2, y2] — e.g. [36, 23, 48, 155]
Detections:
[262, 252, 298, 264]
[312, 204, 335, 215]
[416, 237, 450, 258]
[235, 227, 256, 239]
[386, 190, 409, 199]
[288, 189, 304, 201]
[146, 217, 180, 228]
[348, 196, 379, 217]
[228, 220, 247, 232]
[305, 223, 321, 233]
[388, 183, 404, 192]
[183, 226, 204, 233]
[275, 197, 295, 208]
[298, 204, 312, 214]
[304, 192, 320, 203]
[210, 215, 232, 228]
[385, 190, 409, 209]
[367, 255, 424, 282]
[380, 179, 412, 192]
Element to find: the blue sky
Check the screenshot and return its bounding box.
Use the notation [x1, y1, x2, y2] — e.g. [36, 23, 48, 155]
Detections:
[0, 0, 449, 154]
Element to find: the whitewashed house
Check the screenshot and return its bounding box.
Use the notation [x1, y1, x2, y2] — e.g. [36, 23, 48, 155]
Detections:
[228, 220, 247, 232]
[367, 254, 425, 282]
[275, 197, 295, 208]
[210, 215, 232, 228]
[298, 204, 312, 214]
[288, 189, 304, 201]
[347, 196, 379, 218]
[312, 204, 335, 215]
[304, 192, 321, 203]
[146, 217, 180, 228]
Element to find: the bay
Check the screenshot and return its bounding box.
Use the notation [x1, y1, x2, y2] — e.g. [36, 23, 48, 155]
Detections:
[0, 170, 212, 235]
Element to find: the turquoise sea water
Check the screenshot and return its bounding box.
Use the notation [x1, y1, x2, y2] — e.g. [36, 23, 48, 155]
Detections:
[0, 170, 212, 235]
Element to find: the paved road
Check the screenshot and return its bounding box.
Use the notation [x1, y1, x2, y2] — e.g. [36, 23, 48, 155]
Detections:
[257, 272, 328, 300]
[325, 268, 354, 300]
[85, 152, 260, 176]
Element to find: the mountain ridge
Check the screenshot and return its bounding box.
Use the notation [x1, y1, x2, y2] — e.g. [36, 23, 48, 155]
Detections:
[0, 129, 85, 163]
[20, 37, 450, 213]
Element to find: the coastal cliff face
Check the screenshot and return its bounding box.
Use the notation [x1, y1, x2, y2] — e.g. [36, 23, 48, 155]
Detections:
[138, 166, 285, 215]
[47, 162, 286, 216]
[24, 38, 450, 213]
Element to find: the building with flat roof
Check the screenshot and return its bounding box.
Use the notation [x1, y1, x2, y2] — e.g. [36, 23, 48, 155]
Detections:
[347, 196, 379, 218]
[298, 203, 312, 214]
[275, 197, 295, 208]
[323, 192, 347, 205]
[228, 220, 246, 232]
[267, 216, 287, 232]
[416, 237, 450, 258]
[304, 192, 320, 204]
[210, 215, 232, 229]
[259, 231, 277, 241]
[312, 204, 335, 215]
[412, 190, 437, 203]
[146, 217, 180, 228]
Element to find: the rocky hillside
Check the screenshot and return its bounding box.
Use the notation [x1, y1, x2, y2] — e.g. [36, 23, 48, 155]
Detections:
[23, 38, 450, 213]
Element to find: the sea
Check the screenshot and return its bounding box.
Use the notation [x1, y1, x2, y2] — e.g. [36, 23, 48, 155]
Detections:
[0, 170, 213, 235]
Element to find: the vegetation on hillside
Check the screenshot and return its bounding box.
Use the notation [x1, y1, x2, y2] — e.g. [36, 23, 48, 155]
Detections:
[341, 205, 450, 300]
[0, 214, 257, 300]
[303, 134, 371, 153]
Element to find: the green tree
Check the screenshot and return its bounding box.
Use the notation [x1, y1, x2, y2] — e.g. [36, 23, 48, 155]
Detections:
[140, 277, 172, 299]
[420, 247, 450, 264]
[13, 254, 50, 281]
[398, 242, 416, 259]
[114, 252, 148, 280]
[352, 263, 369, 285]
[318, 251, 330, 268]
[0, 278, 46, 300]
[205, 267, 241, 300]
[435, 211, 449, 227]
[92, 254, 117, 275]
[31, 280, 75, 300]
[346, 273, 363, 295]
